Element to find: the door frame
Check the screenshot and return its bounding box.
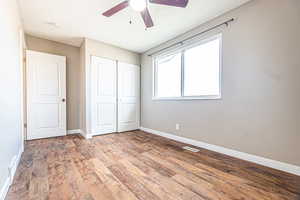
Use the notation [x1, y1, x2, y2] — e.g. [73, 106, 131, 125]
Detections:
[86, 55, 117, 137]
[86, 55, 141, 137]
[20, 29, 27, 147]
[26, 50, 67, 140]
[117, 61, 140, 133]
[90, 56, 118, 136]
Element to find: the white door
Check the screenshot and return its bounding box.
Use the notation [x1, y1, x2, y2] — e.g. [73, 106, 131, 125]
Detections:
[91, 56, 117, 135]
[117, 62, 140, 132]
[26, 50, 66, 140]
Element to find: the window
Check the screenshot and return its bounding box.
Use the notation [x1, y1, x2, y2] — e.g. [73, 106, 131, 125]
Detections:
[153, 34, 221, 100]
[156, 53, 181, 98]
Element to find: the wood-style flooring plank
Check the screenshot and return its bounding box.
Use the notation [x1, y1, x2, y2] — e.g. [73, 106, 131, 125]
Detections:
[108, 163, 161, 200]
[5, 131, 300, 200]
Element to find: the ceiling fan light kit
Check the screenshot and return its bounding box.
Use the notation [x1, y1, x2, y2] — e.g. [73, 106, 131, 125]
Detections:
[130, 0, 147, 11]
[102, 0, 189, 28]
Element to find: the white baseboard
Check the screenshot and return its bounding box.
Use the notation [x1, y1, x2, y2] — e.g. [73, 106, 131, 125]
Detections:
[79, 130, 92, 139]
[140, 127, 300, 176]
[67, 129, 92, 139]
[0, 147, 23, 200]
[67, 129, 81, 135]
[0, 178, 10, 200]
[9, 148, 22, 185]
[84, 134, 93, 139]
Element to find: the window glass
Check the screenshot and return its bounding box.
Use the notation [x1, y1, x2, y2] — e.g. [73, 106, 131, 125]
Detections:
[156, 53, 181, 98]
[184, 38, 220, 96]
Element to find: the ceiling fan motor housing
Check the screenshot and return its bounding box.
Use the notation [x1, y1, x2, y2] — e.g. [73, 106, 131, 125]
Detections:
[102, 0, 189, 28]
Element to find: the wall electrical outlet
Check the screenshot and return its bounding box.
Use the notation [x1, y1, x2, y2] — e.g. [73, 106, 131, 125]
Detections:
[175, 124, 180, 130]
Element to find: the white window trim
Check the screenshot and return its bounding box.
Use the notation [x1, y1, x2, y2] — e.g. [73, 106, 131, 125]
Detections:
[152, 33, 223, 101]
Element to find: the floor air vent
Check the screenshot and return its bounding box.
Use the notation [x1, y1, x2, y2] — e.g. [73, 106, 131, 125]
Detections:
[182, 146, 200, 152]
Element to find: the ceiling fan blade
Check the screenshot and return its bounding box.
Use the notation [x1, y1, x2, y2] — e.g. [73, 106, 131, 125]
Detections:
[141, 8, 154, 28]
[102, 1, 129, 17]
[149, 0, 188, 8]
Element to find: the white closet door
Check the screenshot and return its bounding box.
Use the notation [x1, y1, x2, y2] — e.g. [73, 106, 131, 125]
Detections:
[26, 50, 66, 140]
[91, 56, 117, 135]
[118, 62, 140, 132]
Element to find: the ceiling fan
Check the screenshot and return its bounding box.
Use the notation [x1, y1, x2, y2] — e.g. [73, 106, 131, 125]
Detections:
[102, 0, 189, 28]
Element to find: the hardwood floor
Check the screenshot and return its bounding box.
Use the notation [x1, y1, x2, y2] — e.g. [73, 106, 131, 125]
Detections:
[6, 130, 300, 200]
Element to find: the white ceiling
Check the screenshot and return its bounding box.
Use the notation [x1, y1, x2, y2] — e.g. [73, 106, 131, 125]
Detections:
[19, 0, 250, 53]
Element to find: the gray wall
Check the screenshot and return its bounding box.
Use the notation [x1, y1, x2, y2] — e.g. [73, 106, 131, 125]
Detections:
[84, 38, 140, 66]
[25, 35, 81, 130]
[141, 0, 300, 166]
[0, 0, 23, 192]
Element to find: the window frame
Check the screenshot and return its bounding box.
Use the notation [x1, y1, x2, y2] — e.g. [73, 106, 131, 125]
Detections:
[152, 33, 223, 101]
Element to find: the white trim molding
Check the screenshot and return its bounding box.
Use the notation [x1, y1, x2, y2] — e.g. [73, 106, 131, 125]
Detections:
[152, 34, 222, 101]
[84, 134, 93, 139]
[67, 129, 82, 135]
[0, 147, 23, 200]
[8, 149, 22, 185]
[0, 178, 10, 200]
[80, 130, 92, 139]
[67, 129, 92, 139]
[140, 127, 300, 176]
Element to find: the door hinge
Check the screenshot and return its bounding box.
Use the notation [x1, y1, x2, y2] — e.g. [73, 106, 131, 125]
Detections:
[24, 123, 27, 128]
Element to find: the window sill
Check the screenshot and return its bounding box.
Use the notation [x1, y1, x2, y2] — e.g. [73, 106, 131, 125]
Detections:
[152, 95, 222, 101]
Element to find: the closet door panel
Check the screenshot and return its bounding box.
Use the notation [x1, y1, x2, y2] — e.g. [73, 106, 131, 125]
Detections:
[91, 56, 117, 135]
[118, 62, 140, 132]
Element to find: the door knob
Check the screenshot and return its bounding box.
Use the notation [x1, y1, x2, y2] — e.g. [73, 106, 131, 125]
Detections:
[62, 98, 66, 102]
